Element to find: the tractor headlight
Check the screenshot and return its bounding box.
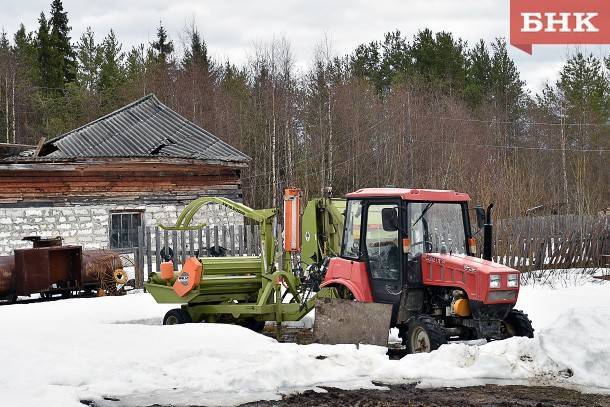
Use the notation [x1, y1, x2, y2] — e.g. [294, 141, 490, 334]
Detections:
[507, 273, 519, 287]
[489, 274, 501, 288]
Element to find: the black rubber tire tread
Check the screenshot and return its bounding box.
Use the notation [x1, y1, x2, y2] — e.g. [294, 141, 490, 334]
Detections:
[337, 285, 355, 300]
[241, 318, 266, 333]
[504, 309, 534, 338]
[163, 308, 192, 325]
[407, 315, 448, 353]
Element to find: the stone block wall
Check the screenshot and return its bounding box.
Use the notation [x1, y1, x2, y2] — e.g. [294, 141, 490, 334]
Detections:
[0, 203, 243, 256]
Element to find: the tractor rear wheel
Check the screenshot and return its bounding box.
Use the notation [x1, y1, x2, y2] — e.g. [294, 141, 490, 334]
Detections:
[406, 315, 447, 353]
[503, 309, 534, 338]
[163, 308, 192, 325]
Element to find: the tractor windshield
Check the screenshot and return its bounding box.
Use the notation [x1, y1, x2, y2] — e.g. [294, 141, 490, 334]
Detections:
[409, 202, 466, 256]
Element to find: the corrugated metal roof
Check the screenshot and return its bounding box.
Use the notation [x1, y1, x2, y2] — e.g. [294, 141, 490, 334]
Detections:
[36, 94, 250, 163]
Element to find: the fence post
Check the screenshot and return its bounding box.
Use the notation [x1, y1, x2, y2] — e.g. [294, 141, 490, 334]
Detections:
[172, 230, 178, 271]
[229, 225, 235, 256]
[180, 230, 186, 264]
[146, 226, 152, 277]
[155, 226, 161, 272]
[238, 225, 244, 256]
[197, 228, 203, 257]
[136, 225, 145, 289]
[205, 226, 211, 256]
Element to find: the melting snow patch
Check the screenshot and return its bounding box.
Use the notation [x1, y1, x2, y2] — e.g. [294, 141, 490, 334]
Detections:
[0, 283, 608, 406]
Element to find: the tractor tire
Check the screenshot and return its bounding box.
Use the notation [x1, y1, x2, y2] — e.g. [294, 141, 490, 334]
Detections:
[163, 308, 192, 325]
[242, 318, 266, 333]
[504, 309, 534, 338]
[406, 315, 447, 353]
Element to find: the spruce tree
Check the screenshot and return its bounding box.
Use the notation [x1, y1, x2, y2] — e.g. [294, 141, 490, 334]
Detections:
[48, 0, 77, 88]
[490, 38, 525, 119]
[183, 29, 209, 74]
[151, 22, 174, 64]
[98, 30, 125, 108]
[76, 27, 100, 90]
[36, 12, 52, 89]
[465, 39, 493, 108]
[14, 23, 39, 83]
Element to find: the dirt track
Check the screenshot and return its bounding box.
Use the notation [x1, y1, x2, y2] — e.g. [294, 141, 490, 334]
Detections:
[240, 384, 610, 407]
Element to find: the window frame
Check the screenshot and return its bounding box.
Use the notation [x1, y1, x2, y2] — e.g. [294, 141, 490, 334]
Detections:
[362, 200, 402, 282]
[406, 201, 471, 256]
[340, 199, 364, 260]
[109, 210, 144, 250]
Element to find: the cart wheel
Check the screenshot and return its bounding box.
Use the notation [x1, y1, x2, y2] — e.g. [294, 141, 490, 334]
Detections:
[163, 308, 192, 325]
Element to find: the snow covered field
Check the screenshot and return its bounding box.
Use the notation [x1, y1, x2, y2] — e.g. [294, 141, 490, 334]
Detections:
[0, 281, 609, 406]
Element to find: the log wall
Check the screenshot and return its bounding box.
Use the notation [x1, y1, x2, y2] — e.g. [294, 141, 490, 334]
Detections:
[0, 158, 244, 205]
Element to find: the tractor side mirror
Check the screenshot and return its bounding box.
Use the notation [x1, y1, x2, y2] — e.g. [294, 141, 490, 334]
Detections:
[475, 205, 485, 229]
[381, 207, 399, 232]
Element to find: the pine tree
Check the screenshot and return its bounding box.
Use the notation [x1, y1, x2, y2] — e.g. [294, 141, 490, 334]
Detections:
[351, 41, 381, 86]
[379, 31, 411, 88]
[409, 29, 467, 93]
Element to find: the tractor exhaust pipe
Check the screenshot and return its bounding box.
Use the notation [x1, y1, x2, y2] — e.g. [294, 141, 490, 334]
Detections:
[483, 203, 494, 261]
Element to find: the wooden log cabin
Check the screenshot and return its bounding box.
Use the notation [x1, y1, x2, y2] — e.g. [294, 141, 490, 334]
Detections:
[0, 95, 249, 255]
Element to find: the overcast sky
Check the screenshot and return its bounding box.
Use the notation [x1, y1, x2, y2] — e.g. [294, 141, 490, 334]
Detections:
[2, 0, 610, 93]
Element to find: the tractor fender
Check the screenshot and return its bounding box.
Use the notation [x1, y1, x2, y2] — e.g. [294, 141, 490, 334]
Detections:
[320, 279, 374, 302]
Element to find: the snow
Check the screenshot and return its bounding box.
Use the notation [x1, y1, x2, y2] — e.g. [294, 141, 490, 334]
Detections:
[0, 282, 609, 406]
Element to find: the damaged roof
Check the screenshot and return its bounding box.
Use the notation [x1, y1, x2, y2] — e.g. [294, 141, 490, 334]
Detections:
[32, 94, 250, 164]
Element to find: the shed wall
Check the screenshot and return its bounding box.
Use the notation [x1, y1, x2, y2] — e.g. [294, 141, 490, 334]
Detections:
[0, 203, 243, 256]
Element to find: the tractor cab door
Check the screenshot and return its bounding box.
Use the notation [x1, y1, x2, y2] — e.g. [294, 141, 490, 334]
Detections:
[362, 201, 403, 304]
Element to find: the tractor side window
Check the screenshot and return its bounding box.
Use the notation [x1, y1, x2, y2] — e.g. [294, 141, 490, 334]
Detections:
[365, 204, 400, 280]
[341, 200, 363, 259]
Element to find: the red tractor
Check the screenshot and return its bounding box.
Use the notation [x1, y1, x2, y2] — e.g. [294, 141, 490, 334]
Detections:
[314, 188, 533, 353]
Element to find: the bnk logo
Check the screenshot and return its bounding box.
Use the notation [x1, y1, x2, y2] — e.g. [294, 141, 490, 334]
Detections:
[510, 0, 610, 54]
[521, 12, 599, 33]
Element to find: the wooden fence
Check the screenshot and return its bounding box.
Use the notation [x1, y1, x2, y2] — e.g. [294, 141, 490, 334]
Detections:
[129, 214, 609, 287]
[487, 214, 609, 273]
[133, 223, 260, 288]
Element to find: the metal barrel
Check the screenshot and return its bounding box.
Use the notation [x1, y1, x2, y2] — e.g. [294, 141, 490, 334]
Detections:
[81, 250, 123, 285]
[0, 256, 15, 297]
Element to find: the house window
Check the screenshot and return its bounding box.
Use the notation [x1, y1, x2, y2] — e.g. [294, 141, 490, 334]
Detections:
[110, 212, 143, 249]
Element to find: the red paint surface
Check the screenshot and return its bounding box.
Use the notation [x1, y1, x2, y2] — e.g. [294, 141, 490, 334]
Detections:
[511, 0, 610, 54]
[321, 257, 374, 302]
[345, 188, 470, 202]
[421, 254, 520, 304]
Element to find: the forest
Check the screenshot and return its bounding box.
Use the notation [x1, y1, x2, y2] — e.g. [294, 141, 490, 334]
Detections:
[0, 0, 608, 218]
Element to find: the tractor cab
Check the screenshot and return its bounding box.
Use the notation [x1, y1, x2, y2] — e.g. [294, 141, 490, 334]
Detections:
[319, 188, 532, 352]
[324, 188, 474, 304]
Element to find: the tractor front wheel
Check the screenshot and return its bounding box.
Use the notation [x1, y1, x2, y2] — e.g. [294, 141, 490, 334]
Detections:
[406, 315, 447, 353]
[503, 309, 534, 338]
[163, 308, 192, 325]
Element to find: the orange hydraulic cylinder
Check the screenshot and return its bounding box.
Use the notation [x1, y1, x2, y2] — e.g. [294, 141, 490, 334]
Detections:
[283, 188, 301, 252]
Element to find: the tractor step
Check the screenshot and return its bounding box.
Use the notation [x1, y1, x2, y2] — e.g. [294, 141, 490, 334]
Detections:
[313, 298, 393, 346]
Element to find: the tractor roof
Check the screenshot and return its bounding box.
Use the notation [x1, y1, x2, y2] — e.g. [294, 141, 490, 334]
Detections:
[345, 188, 470, 202]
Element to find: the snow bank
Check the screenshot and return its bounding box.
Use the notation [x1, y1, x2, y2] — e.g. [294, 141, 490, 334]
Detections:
[0, 283, 608, 406]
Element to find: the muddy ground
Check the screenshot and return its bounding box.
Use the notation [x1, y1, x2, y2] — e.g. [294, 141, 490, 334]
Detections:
[240, 384, 610, 407]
